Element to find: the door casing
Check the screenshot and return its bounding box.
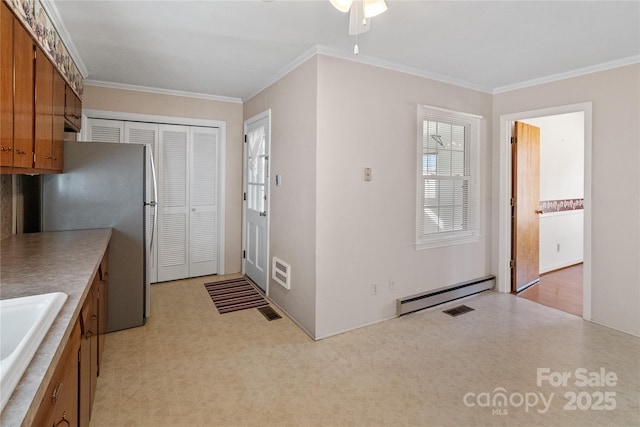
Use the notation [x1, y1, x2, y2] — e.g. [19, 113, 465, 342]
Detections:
[498, 102, 592, 319]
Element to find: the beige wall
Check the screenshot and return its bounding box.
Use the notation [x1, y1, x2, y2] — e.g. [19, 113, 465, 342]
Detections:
[315, 55, 493, 338]
[243, 58, 318, 337]
[83, 85, 244, 274]
[493, 64, 640, 336]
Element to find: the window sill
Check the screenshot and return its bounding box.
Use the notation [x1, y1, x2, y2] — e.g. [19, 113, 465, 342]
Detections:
[415, 233, 480, 250]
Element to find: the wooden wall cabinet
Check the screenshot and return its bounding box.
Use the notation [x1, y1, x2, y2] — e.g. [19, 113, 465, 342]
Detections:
[12, 8, 34, 169]
[35, 46, 53, 170]
[52, 71, 66, 171]
[64, 85, 82, 132]
[0, 3, 80, 174]
[1, 2, 14, 167]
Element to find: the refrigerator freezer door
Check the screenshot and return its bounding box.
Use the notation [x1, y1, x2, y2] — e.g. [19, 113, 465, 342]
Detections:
[43, 141, 146, 332]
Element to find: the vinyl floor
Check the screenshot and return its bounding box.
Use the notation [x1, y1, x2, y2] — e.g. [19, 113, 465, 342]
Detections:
[89, 273, 639, 427]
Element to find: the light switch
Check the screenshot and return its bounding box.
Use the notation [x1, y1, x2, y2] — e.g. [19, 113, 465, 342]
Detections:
[364, 167, 372, 182]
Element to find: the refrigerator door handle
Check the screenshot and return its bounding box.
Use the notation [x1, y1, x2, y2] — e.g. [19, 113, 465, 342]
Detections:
[148, 146, 158, 254]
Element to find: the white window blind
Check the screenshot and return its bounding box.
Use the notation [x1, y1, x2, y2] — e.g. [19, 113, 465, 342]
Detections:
[416, 105, 481, 250]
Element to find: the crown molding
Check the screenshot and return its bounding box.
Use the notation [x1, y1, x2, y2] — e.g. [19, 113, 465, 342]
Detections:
[314, 45, 495, 94]
[248, 45, 640, 101]
[245, 44, 494, 101]
[493, 55, 640, 94]
[244, 45, 321, 102]
[41, 0, 88, 77]
[84, 80, 243, 104]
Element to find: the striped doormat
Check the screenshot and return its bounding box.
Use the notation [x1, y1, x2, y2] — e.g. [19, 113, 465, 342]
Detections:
[204, 277, 268, 314]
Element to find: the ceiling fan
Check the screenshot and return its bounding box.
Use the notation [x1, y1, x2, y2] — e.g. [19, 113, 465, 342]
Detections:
[330, 0, 388, 54]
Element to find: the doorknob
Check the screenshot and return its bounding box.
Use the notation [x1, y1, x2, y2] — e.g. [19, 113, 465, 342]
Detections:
[259, 211, 267, 217]
[535, 209, 543, 214]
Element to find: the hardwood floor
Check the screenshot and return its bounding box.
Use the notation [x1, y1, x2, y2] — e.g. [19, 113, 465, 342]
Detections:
[517, 263, 583, 316]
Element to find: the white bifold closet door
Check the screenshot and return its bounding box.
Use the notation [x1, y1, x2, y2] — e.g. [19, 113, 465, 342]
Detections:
[85, 117, 220, 283]
[124, 122, 159, 285]
[87, 118, 124, 143]
[157, 125, 219, 282]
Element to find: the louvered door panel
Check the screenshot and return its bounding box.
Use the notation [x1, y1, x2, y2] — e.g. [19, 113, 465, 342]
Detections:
[157, 125, 189, 282]
[125, 122, 159, 284]
[88, 118, 124, 143]
[189, 127, 218, 277]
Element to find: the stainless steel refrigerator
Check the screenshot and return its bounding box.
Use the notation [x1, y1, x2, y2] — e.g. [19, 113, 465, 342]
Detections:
[42, 140, 157, 332]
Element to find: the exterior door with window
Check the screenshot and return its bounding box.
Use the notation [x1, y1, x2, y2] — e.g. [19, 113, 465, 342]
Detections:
[244, 114, 269, 292]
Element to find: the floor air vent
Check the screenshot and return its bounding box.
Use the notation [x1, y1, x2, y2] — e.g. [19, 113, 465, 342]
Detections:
[257, 306, 282, 321]
[443, 305, 475, 317]
[397, 275, 495, 316]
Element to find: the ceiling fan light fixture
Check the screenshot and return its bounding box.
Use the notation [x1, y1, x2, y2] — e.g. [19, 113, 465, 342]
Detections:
[363, 0, 387, 18]
[330, 0, 354, 13]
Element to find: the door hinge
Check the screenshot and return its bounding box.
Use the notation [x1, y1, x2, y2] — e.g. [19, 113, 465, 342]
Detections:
[510, 260, 515, 269]
[244, 135, 247, 143]
[243, 192, 246, 201]
[510, 197, 516, 207]
[511, 136, 517, 144]
[243, 250, 246, 259]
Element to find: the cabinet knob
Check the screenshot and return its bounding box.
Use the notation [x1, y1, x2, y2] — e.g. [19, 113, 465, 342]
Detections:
[15, 149, 25, 155]
[0, 146, 12, 152]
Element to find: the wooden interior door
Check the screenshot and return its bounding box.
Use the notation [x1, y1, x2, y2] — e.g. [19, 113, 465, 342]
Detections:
[511, 121, 541, 292]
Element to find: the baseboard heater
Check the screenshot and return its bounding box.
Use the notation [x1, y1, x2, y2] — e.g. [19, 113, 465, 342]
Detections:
[397, 275, 496, 316]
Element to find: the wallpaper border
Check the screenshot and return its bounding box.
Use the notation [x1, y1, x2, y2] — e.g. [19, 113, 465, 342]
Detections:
[4, 0, 83, 98]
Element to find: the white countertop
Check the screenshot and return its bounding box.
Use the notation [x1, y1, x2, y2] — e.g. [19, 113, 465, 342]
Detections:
[0, 229, 111, 427]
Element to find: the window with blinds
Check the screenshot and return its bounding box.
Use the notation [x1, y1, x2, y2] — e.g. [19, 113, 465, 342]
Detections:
[416, 105, 481, 250]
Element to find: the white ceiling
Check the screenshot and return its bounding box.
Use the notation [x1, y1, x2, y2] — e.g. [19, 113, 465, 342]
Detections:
[50, 0, 640, 101]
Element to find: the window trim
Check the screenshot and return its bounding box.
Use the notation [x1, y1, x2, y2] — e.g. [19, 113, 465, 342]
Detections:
[415, 105, 482, 250]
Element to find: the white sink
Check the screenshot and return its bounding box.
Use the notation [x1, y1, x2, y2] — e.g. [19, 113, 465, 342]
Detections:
[0, 292, 67, 412]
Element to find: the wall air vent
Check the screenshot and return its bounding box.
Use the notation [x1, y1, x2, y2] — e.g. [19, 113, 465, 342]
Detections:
[272, 257, 291, 290]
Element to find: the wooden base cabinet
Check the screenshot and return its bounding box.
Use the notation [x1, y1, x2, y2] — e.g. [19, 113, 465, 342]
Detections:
[79, 278, 99, 426]
[31, 321, 80, 427]
[32, 249, 108, 427]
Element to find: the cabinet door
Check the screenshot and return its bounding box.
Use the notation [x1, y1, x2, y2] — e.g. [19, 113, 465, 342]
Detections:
[32, 321, 80, 427]
[79, 285, 98, 427]
[74, 93, 82, 130]
[34, 47, 53, 170]
[97, 249, 109, 374]
[52, 71, 65, 171]
[12, 19, 34, 168]
[0, 3, 13, 166]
